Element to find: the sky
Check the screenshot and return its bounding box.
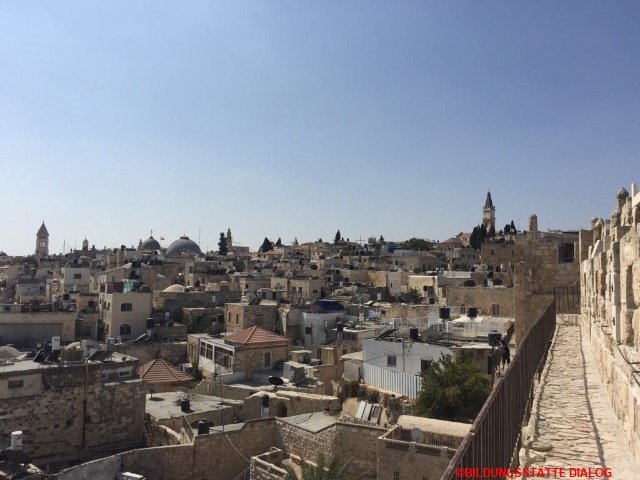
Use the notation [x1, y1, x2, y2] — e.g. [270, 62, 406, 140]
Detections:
[1, 1, 639, 255]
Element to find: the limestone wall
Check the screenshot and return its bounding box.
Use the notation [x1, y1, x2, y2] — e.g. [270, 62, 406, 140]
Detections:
[0, 363, 145, 467]
[513, 222, 579, 342]
[579, 184, 640, 464]
[115, 342, 188, 365]
[333, 423, 385, 476]
[444, 286, 515, 317]
[276, 421, 335, 463]
[376, 434, 454, 480]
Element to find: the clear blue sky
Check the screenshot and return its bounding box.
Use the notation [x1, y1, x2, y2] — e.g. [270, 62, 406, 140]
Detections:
[1, 1, 639, 255]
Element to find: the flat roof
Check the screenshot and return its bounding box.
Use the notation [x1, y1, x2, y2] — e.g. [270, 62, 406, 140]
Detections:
[145, 392, 241, 420]
[277, 411, 341, 433]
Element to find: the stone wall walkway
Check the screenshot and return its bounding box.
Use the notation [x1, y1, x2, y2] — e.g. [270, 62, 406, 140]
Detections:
[520, 320, 639, 479]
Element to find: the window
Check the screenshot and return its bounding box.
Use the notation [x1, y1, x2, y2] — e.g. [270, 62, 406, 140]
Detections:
[200, 342, 206, 357]
[491, 304, 500, 316]
[393, 472, 400, 480]
[264, 351, 272, 368]
[387, 355, 397, 367]
[421, 359, 432, 372]
[305, 327, 312, 335]
[119, 324, 132, 335]
[8, 380, 23, 389]
[236, 314, 239, 324]
[73, 273, 82, 280]
[120, 303, 132, 312]
[206, 344, 213, 360]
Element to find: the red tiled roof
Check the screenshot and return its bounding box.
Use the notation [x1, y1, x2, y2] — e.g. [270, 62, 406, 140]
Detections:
[138, 359, 194, 384]
[224, 326, 288, 346]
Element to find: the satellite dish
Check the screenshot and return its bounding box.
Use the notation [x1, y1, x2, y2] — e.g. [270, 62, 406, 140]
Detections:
[410, 428, 425, 443]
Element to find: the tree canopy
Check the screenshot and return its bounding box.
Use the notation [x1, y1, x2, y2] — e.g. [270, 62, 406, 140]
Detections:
[334, 230, 342, 245]
[396, 287, 423, 304]
[414, 353, 491, 422]
[259, 237, 274, 252]
[218, 232, 228, 256]
[403, 237, 434, 251]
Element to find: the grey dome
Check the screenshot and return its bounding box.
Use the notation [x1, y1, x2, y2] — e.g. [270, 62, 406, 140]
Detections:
[166, 236, 202, 257]
[141, 236, 161, 251]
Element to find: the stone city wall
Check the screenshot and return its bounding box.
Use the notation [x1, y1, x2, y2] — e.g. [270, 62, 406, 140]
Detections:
[580, 184, 640, 464]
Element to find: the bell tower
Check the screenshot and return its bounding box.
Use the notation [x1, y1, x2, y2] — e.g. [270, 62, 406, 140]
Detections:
[36, 221, 49, 258]
[482, 191, 496, 232]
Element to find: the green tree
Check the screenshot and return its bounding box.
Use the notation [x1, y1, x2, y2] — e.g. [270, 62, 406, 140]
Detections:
[510, 220, 517, 234]
[259, 237, 273, 252]
[218, 232, 228, 256]
[275, 237, 282, 248]
[414, 353, 491, 422]
[403, 237, 434, 251]
[397, 288, 423, 304]
[284, 455, 356, 480]
[334, 230, 342, 245]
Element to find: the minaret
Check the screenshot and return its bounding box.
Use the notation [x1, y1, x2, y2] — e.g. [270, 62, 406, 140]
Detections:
[36, 221, 49, 258]
[482, 191, 496, 232]
[226, 228, 233, 250]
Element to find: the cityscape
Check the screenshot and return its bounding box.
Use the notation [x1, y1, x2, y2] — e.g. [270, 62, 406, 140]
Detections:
[1, 2, 640, 480]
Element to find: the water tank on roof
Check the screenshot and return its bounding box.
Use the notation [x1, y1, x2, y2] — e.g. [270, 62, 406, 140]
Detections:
[488, 331, 502, 347]
[467, 307, 478, 318]
[180, 399, 190, 412]
[10, 431, 22, 450]
[197, 420, 209, 435]
[439, 307, 450, 320]
[409, 327, 419, 342]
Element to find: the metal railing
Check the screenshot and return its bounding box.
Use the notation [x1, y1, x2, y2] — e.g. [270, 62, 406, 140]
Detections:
[554, 282, 580, 314]
[441, 301, 557, 479]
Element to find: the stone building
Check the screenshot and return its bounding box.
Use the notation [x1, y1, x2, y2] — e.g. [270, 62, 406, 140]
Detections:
[0, 349, 145, 469]
[194, 326, 289, 380]
[580, 183, 640, 463]
[224, 302, 279, 333]
[98, 284, 152, 341]
[513, 214, 579, 342]
[55, 412, 466, 480]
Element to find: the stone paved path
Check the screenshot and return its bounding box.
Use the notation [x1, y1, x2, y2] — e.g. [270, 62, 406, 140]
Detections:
[520, 321, 639, 480]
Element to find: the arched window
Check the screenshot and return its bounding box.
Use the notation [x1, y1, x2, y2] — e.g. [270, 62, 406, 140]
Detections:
[120, 324, 132, 336]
